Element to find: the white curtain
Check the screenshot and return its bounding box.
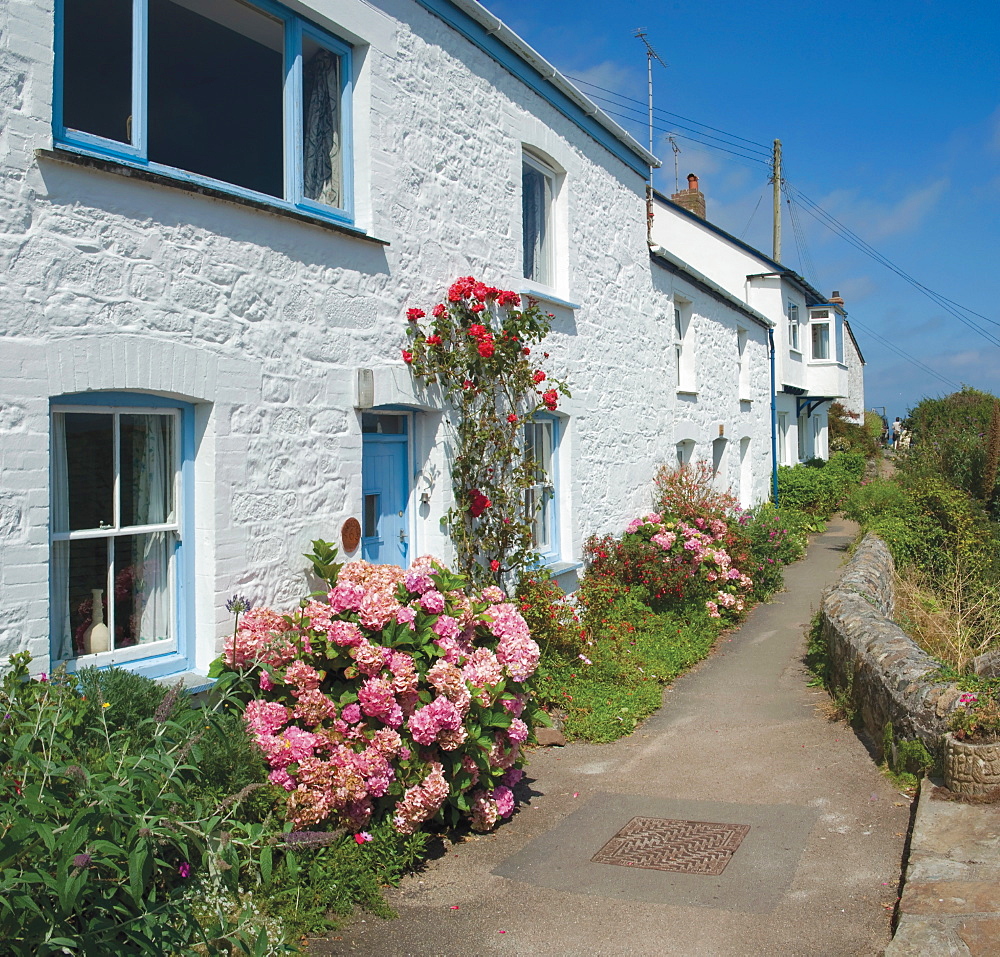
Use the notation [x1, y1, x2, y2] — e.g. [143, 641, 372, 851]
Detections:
[51, 414, 72, 660]
[134, 415, 173, 644]
[303, 49, 342, 208]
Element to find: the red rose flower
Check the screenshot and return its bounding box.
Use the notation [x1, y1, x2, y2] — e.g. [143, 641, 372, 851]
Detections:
[432, 303, 447, 318]
[401, 350, 413, 364]
[406, 308, 425, 321]
[478, 339, 495, 358]
[507, 413, 518, 423]
[542, 389, 558, 411]
[426, 334, 442, 346]
[463, 379, 474, 389]
[470, 302, 486, 313]
[490, 559, 501, 572]
[522, 347, 530, 356]
[532, 370, 546, 384]
[467, 324, 488, 339]
[468, 489, 492, 518]
[496, 290, 521, 307]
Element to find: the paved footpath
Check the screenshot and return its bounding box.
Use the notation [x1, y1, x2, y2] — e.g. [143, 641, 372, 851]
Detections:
[313, 519, 911, 956]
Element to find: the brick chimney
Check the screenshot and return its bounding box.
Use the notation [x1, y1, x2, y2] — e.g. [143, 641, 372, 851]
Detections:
[671, 173, 706, 220]
[830, 290, 844, 305]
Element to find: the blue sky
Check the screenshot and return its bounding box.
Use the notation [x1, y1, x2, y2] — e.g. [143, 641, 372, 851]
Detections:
[480, 0, 1000, 421]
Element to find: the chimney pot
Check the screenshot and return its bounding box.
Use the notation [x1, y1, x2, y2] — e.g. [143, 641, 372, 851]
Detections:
[672, 173, 707, 219]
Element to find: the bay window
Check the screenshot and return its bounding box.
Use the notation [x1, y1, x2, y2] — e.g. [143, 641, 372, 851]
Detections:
[55, 0, 353, 224]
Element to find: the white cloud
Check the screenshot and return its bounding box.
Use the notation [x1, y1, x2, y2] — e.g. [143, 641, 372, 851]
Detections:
[817, 177, 950, 242]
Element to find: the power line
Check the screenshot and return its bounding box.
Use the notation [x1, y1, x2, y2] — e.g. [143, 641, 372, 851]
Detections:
[846, 316, 961, 391]
[785, 183, 1000, 348]
[566, 74, 772, 157]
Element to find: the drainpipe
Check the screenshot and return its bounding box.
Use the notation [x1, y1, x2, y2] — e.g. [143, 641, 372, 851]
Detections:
[769, 327, 779, 505]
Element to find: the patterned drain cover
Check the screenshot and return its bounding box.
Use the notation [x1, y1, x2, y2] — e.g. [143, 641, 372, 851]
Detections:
[591, 817, 751, 876]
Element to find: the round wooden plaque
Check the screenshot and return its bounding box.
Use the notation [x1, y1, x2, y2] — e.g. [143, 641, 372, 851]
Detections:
[342, 517, 362, 553]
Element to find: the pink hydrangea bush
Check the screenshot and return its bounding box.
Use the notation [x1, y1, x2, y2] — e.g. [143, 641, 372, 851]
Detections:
[625, 514, 753, 617]
[214, 549, 541, 836]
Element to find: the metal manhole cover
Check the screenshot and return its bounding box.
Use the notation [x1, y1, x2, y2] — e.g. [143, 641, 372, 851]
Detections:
[591, 817, 751, 875]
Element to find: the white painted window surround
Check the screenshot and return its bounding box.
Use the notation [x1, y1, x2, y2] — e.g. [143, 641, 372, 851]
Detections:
[55, 0, 355, 227]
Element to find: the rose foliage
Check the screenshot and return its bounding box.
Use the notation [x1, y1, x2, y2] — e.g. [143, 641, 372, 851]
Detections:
[403, 276, 569, 589]
[212, 543, 542, 837]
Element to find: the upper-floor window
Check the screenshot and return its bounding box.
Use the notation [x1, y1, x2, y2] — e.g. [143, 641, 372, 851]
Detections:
[810, 309, 831, 360]
[787, 303, 800, 351]
[737, 327, 750, 399]
[51, 395, 193, 670]
[522, 152, 555, 286]
[55, 0, 353, 225]
[674, 300, 695, 392]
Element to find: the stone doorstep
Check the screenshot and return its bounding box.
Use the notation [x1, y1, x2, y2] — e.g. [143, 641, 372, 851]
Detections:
[898, 880, 1000, 916]
[885, 779, 1000, 956]
[887, 915, 1000, 957]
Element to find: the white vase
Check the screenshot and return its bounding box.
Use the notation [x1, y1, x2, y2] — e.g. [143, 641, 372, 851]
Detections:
[83, 588, 110, 654]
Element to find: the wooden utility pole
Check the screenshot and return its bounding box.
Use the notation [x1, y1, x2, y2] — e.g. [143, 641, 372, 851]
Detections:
[772, 139, 782, 263]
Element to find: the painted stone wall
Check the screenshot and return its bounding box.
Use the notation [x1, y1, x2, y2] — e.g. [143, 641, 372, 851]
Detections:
[820, 533, 962, 754]
[0, 0, 777, 677]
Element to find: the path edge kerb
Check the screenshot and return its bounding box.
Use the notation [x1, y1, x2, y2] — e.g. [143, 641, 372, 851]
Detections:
[819, 532, 962, 758]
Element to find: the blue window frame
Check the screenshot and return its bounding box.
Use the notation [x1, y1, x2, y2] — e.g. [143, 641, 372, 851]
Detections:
[50, 392, 195, 680]
[524, 414, 560, 562]
[54, 0, 354, 226]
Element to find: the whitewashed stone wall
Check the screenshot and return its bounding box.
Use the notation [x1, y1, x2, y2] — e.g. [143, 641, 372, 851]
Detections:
[0, 0, 776, 677]
[844, 324, 866, 419]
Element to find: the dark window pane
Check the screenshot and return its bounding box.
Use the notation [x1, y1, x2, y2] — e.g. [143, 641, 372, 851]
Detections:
[62, 0, 133, 143]
[302, 36, 343, 207]
[148, 0, 284, 197]
[362, 414, 405, 434]
[121, 414, 175, 527]
[64, 413, 114, 531]
[68, 538, 110, 656]
[364, 494, 379, 539]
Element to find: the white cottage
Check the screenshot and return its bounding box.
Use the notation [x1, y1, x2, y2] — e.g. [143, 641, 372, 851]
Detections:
[0, 0, 779, 684]
[652, 182, 866, 469]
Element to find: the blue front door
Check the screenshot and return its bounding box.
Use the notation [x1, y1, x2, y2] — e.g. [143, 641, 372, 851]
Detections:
[361, 414, 409, 566]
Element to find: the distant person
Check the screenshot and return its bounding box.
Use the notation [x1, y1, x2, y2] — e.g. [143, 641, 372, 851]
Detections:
[892, 418, 904, 449]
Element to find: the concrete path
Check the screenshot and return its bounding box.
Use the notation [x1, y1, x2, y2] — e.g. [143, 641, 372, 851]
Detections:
[314, 519, 912, 956]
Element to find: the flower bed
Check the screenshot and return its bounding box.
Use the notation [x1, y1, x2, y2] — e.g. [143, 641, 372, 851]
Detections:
[214, 547, 543, 836]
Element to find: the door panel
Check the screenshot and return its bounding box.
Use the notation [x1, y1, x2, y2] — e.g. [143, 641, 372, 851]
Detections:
[361, 433, 409, 566]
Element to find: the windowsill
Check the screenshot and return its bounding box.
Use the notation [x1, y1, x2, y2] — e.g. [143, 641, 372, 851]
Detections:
[789, 348, 803, 357]
[156, 670, 214, 695]
[677, 388, 699, 397]
[544, 559, 583, 576]
[807, 359, 846, 367]
[739, 396, 753, 404]
[37, 147, 391, 246]
[517, 282, 580, 311]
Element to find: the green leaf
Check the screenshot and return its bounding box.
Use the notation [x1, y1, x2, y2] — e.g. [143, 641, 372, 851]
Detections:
[260, 844, 272, 886]
[127, 843, 150, 904]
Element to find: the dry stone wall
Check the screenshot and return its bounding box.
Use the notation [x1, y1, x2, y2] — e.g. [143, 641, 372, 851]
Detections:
[820, 533, 962, 755]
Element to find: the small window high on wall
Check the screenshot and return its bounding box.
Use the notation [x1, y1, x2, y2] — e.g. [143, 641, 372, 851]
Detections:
[50, 396, 192, 670]
[56, 0, 353, 224]
[522, 153, 555, 286]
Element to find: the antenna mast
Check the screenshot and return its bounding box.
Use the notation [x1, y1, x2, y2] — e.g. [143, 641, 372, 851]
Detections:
[635, 28, 666, 239]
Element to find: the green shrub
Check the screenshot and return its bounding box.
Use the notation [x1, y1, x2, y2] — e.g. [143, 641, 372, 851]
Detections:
[777, 452, 865, 517]
[515, 568, 585, 661]
[744, 503, 809, 599]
